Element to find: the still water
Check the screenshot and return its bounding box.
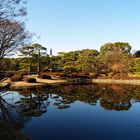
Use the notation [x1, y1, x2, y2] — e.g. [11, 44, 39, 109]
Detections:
[1, 84, 140, 140]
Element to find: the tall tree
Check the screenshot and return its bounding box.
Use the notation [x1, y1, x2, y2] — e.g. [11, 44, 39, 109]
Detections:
[19, 44, 47, 73]
[32, 43, 47, 73]
[0, 0, 27, 20]
[130, 58, 140, 75]
[0, 0, 28, 71]
[19, 45, 34, 75]
[0, 20, 28, 58]
[0, 20, 28, 70]
[76, 49, 99, 73]
[100, 42, 131, 74]
[57, 51, 80, 72]
[50, 49, 99, 73]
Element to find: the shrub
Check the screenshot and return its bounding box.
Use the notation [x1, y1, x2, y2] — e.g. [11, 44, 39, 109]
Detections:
[0, 72, 5, 80]
[57, 74, 71, 79]
[89, 72, 98, 78]
[23, 77, 36, 83]
[78, 75, 91, 79]
[70, 73, 79, 78]
[107, 72, 114, 78]
[39, 73, 52, 79]
[56, 73, 93, 80]
[135, 72, 140, 76]
[20, 72, 28, 76]
[68, 78, 91, 84]
[71, 73, 91, 79]
[112, 73, 129, 79]
[10, 74, 23, 82]
[5, 71, 16, 78]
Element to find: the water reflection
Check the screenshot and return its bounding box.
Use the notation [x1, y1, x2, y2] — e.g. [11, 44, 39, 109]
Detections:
[0, 91, 24, 128]
[17, 84, 140, 114]
[0, 84, 140, 140]
[1, 84, 140, 125]
[55, 84, 137, 111]
[18, 88, 50, 117]
[99, 84, 132, 111]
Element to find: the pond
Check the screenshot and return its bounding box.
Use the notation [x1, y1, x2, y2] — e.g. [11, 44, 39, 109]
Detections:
[1, 84, 140, 140]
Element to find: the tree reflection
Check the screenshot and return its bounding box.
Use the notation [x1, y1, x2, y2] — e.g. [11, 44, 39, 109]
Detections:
[52, 95, 72, 109]
[129, 86, 140, 102]
[1, 83, 140, 125]
[99, 85, 132, 111]
[2, 83, 140, 138]
[55, 84, 102, 106]
[0, 91, 24, 127]
[18, 87, 73, 115]
[18, 88, 50, 117]
[55, 84, 140, 111]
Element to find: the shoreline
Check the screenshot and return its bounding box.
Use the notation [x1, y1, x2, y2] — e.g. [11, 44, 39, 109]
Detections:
[1, 77, 140, 89]
[92, 79, 140, 85]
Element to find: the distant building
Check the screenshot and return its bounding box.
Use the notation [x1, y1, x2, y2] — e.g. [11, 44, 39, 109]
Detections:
[50, 48, 52, 56]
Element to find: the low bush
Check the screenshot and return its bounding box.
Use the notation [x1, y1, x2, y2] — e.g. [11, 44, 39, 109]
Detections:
[134, 72, 140, 76]
[70, 73, 79, 78]
[71, 73, 91, 79]
[39, 73, 52, 79]
[68, 78, 91, 84]
[23, 77, 36, 83]
[89, 72, 98, 78]
[112, 73, 129, 79]
[10, 74, 23, 82]
[0, 72, 5, 80]
[58, 73, 91, 79]
[5, 71, 16, 78]
[57, 74, 71, 79]
[107, 72, 114, 78]
[78, 75, 91, 79]
[20, 72, 28, 76]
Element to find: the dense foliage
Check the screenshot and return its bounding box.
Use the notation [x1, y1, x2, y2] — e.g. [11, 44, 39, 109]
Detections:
[0, 1, 140, 78]
[1, 42, 140, 78]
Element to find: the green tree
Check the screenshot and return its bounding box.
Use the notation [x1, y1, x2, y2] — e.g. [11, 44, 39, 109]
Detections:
[76, 49, 99, 73]
[130, 58, 140, 75]
[19, 45, 34, 74]
[56, 51, 80, 72]
[32, 43, 47, 73]
[134, 50, 140, 58]
[49, 55, 62, 72]
[19, 44, 48, 73]
[50, 49, 99, 73]
[9, 58, 20, 71]
[100, 42, 131, 74]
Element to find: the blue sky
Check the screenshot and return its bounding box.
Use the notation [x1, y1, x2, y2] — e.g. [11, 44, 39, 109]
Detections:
[26, 0, 140, 55]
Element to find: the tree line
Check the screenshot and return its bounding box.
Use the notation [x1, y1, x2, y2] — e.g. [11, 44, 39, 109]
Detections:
[1, 42, 140, 77]
[1, 1, 140, 77]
